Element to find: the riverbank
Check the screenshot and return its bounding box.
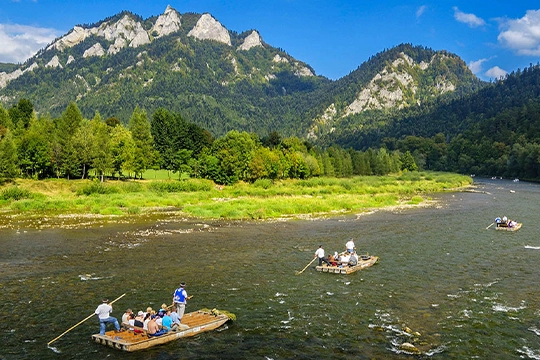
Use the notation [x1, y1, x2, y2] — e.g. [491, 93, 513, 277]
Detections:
[0, 171, 472, 228]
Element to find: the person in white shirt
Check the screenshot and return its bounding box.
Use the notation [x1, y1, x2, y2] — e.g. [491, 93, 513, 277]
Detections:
[95, 298, 121, 335]
[314, 245, 330, 266]
[346, 238, 355, 253]
[339, 253, 351, 268]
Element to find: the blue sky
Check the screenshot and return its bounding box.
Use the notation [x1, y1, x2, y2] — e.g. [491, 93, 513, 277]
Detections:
[1, 0, 539, 80]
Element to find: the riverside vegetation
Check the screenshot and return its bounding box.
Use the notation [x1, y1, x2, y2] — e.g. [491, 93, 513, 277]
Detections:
[0, 171, 472, 225]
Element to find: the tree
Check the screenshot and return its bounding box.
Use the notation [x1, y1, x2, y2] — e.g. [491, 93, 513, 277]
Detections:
[210, 130, 258, 184]
[128, 107, 158, 178]
[0, 130, 19, 181]
[400, 151, 418, 171]
[53, 102, 84, 178]
[91, 114, 112, 182]
[109, 125, 136, 178]
[0, 104, 13, 130]
[72, 119, 97, 179]
[9, 98, 34, 132]
[17, 117, 53, 179]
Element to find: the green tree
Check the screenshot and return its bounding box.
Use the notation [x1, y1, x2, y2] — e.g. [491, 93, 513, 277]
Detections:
[53, 102, 84, 178]
[91, 114, 112, 182]
[400, 151, 418, 171]
[128, 107, 158, 178]
[72, 119, 96, 179]
[0, 130, 19, 181]
[211, 130, 258, 184]
[109, 125, 136, 178]
[17, 118, 53, 179]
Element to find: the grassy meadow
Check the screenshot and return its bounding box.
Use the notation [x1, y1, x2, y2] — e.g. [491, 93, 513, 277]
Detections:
[0, 171, 472, 221]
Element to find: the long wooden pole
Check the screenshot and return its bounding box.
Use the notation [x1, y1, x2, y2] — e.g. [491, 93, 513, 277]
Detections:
[48, 293, 126, 346]
[296, 257, 317, 275]
[486, 222, 494, 230]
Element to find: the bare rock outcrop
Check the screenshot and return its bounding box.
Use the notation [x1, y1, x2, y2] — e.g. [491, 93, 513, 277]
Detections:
[108, 37, 127, 55]
[97, 15, 150, 48]
[152, 5, 181, 37]
[46, 55, 63, 68]
[83, 43, 105, 58]
[273, 54, 289, 63]
[0, 63, 37, 89]
[48, 26, 90, 51]
[188, 14, 231, 45]
[238, 31, 263, 51]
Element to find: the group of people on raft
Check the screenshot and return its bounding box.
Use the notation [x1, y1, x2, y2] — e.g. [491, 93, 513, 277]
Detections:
[495, 216, 518, 228]
[94, 282, 190, 337]
[314, 238, 363, 268]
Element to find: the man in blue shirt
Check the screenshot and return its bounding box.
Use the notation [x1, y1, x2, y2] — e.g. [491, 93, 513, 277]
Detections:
[172, 282, 190, 320]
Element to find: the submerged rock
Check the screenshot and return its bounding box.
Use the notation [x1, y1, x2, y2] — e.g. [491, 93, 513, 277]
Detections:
[400, 342, 420, 354]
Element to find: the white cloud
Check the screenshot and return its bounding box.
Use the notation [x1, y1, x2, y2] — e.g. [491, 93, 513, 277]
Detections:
[0, 23, 60, 63]
[498, 9, 540, 56]
[453, 7, 486, 28]
[485, 66, 508, 79]
[416, 5, 427, 19]
[468, 58, 488, 74]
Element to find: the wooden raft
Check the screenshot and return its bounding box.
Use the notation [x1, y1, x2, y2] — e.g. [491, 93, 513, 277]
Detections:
[495, 223, 522, 231]
[316, 255, 379, 274]
[91, 310, 230, 352]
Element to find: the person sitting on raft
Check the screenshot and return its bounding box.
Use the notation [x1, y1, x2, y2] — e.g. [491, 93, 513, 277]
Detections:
[348, 252, 358, 266]
[339, 253, 350, 268]
[147, 315, 167, 336]
[327, 254, 338, 266]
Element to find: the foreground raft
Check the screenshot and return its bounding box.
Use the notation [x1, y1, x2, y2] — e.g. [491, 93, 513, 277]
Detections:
[495, 223, 522, 231]
[92, 309, 234, 352]
[316, 255, 379, 274]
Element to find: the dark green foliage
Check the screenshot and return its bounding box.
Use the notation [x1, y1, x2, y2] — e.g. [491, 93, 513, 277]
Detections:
[1, 186, 31, 200]
[148, 180, 213, 193]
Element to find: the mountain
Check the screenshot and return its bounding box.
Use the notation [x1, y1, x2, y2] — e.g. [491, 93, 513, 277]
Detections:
[0, 6, 482, 139]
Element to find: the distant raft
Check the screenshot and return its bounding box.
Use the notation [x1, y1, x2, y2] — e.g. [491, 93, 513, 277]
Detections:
[92, 309, 233, 352]
[316, 255, 379, 274]
[495, 222, 522, 231]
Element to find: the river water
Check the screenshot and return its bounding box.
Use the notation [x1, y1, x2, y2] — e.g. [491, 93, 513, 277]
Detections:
[1, 178, 539, 359]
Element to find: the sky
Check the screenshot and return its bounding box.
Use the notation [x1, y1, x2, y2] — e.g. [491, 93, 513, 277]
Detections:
[1, 0, 540, 81]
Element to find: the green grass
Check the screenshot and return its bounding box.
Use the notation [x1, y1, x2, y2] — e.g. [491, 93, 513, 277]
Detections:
[0, 172, 472, 220]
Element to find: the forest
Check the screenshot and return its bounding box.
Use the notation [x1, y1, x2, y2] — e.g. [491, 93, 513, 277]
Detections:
[320, 64, 540, 181]
[0, 99, 416, 185]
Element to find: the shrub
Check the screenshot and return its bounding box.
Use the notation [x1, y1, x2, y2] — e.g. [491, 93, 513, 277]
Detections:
[76, 183, 119, 196]
[1, 187, 32, 201]
[148, 179, 213, 193]
[253, 179, 273, 189]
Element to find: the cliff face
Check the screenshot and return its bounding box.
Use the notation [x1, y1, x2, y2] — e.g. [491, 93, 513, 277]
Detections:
[188, 13, 231, 45]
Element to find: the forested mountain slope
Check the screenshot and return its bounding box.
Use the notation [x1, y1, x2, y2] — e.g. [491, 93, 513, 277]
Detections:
[0, 7, 482, 139]
[323, 64, 540, 180]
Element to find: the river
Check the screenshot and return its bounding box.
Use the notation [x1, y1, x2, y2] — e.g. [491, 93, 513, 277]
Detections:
[1, 178, 539, 359]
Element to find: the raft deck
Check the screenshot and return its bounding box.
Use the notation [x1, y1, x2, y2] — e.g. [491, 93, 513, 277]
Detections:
[495, 223, 522, 231]
[316, 255, 379, 274]
[92, 309, 230, 352]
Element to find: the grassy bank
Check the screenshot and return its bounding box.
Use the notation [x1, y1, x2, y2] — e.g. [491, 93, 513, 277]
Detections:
[0, 172, 472, 220]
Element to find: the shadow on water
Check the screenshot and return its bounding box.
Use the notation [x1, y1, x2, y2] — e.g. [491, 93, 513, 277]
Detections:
[1, 178, 540, 359]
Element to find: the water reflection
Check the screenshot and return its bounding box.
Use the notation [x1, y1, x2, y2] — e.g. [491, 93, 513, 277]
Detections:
[1, 178, 540, 359]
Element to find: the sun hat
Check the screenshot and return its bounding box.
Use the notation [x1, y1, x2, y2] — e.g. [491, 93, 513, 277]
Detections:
[180, 282, 186, 287]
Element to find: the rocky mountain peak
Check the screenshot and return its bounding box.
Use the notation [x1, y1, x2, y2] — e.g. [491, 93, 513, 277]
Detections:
[188, 13, 231, 46]
[151, 5, 181, 38]
[238, 31, 263, 51]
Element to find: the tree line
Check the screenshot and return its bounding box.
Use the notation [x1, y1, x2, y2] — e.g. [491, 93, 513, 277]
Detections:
[0, 99, 418, 184]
